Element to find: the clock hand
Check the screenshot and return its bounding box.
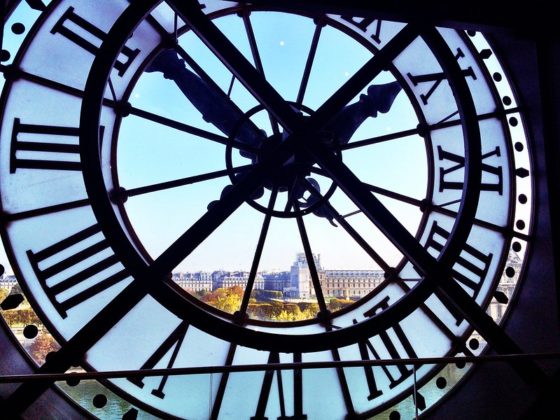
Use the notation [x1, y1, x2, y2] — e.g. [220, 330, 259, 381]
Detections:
[146, 51, 402, 220]
[296, 82, 402, 222]
[297, 177, 338, 226]
[146, 49, 266, 159]
[323, 81, 402, 146]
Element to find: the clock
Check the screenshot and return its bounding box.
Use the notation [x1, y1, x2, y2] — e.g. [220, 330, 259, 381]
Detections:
[0, 0, 538, 418]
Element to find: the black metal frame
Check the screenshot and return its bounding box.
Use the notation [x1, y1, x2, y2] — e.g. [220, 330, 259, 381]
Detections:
[0, 0, 556, 417]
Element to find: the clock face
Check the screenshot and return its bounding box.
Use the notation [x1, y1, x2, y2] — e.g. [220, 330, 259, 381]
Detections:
[0, 0, 534, 418]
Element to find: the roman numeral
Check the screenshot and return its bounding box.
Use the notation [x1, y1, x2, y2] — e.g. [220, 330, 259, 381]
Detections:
[438, 145, 503, 194]
[407, 48, 476, 105]
[425, 221, 493, 324]
[10, 118, 80, 173]
[128, 321, 189, 398]
[50, 7, 140, 76]
[340, 16, 383, 44]
[211, 344, 237, 420]
[26, 224, 129, 318]
[359, 296, 419, 397]
[252, 353, 306, 420]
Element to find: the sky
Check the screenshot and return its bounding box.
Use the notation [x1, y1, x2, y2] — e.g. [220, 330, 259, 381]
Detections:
[0, 3, 427, 275]
[117, 10, 426, 272]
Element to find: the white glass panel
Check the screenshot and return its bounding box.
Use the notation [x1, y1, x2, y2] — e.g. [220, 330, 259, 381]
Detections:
[0, 81, 85, 214]
[5, 206, 132, 338]
[301, 351, 347, 419]
[326, 15, 407, 49]
[20, 0, 131, 90]
[438, 27, 496, 115]
[394, 37, 459, 125]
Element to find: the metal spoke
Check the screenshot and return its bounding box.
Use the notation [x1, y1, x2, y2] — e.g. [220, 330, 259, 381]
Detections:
[173, 44, 265, 138]
[284, 176, 300, 213]
[308, 142, 438, 276]
[294, 202, 328, 315]
[306, 145, 545, 385]
[339, 107, 523, 152]
[241, 9, 281, 136]
[308, 24, 420, 130]
[169, 0, 302, 132]
[339, 126, 421, 151]
[364, 182, 425, 207]
[238, 188, 278, 318]
[125, 165, 252, 198]
[302, 179, 392, 272]
[431, 204, 527, 239]
[297, 19, 323, 107]
[147, 166, 269, 278]
[129, 106, 256, 153]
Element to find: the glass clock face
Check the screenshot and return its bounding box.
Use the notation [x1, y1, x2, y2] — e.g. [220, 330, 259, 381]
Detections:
[0, 0, 533, 418]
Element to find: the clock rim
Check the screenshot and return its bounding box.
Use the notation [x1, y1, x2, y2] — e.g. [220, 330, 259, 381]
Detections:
[0, 0, 536, 416]
[78, 0, 484, 353]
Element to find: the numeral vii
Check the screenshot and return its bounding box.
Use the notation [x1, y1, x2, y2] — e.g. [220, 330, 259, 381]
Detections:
[425, 221, 493, 324]
[425, 221, 493, 296]
[359, 296, 419, 399]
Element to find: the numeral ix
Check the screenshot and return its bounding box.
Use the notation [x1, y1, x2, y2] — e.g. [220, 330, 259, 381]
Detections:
[438, 145, 503, 194]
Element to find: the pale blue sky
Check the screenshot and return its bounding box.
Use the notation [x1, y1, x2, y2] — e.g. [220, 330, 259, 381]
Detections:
[0, 6, 426, 275]
[117, 11, 425, 272]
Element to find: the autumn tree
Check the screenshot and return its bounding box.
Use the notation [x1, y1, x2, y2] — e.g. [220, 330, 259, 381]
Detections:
[27, 333, 60, 365]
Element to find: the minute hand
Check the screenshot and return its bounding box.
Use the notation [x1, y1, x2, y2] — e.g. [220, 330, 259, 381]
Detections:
[146, 49, 265, 154]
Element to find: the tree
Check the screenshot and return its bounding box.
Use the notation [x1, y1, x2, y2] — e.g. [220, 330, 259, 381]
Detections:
[201, 286, 243, 314]
[27, 332, 60, 365]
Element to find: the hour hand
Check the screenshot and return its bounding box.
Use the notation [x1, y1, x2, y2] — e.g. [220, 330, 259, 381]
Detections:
[146, 49, 265, 156]
[323, 81, 402, 146]
[296, 82, 402, 224]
